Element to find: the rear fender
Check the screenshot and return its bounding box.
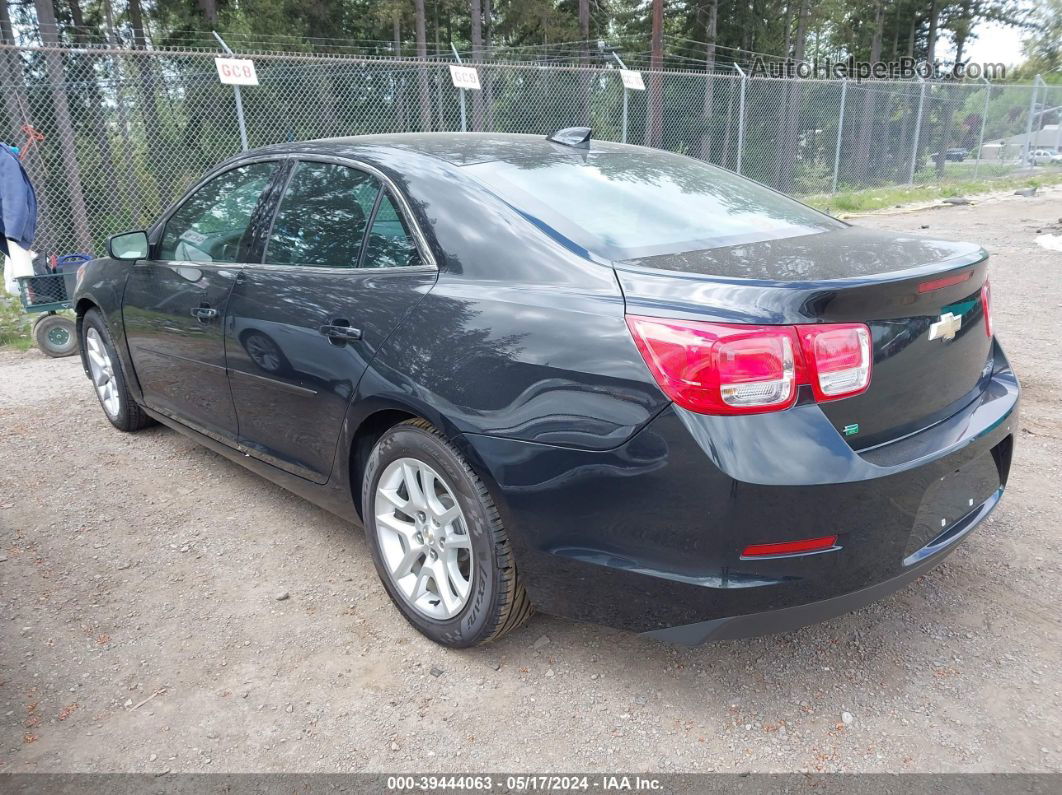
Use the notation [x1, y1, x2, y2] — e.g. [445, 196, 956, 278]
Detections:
[339, 386, 535, 567]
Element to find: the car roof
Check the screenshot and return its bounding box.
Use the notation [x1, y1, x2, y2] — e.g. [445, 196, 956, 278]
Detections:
[251, 132, 642, 167]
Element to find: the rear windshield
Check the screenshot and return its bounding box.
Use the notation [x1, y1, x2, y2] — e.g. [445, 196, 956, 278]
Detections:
[464, 152, 843, 261]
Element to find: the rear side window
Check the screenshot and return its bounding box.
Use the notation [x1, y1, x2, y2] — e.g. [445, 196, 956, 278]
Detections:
[265, 162, 381, 268]
[464, 153, 843, 260]
[362, 191, 422, 268]
[159, 162, 278, 263]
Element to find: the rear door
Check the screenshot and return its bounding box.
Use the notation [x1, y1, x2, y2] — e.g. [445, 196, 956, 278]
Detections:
[225, 157, 436, 483]
[123, 160, 281, 443]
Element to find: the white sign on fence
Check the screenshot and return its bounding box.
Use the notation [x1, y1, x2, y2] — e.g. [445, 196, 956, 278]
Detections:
[449, 64, 482, 91]
[619, 69, 645, 91]
[215, 58, 259, 86]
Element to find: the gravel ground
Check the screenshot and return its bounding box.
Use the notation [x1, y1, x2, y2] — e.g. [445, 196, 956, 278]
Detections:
[1, 188, 1061, 774]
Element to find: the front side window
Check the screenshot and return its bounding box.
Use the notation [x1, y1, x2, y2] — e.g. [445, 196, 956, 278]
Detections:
[362, 191, 422, 268]
[265, 162, 381, 268]
[159, 162, 278, 263]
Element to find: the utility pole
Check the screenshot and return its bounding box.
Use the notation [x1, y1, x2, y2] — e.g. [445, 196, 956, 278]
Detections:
[1021, 75, 1045, 167]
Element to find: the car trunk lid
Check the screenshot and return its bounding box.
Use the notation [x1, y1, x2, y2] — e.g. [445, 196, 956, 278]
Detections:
[616, 227, 992, 449]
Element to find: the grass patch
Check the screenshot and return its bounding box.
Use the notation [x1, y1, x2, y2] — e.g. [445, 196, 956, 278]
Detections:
[805, 170, 1062, 214]
[0, 293, 34, 352]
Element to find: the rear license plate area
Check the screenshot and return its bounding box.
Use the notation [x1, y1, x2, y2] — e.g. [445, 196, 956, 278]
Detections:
[905, 452, 1001, 558]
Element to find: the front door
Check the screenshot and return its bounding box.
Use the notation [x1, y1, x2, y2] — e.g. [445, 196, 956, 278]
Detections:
[122, 161, 281, 443]
[226, 159, 436, 483]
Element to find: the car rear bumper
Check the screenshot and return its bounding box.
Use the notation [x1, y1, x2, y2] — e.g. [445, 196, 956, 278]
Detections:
[455, 341, 1019, 641]
[643, 484, 1001, 644]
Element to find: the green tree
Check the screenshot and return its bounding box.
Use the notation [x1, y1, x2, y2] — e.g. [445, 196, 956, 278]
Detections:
[1015, 0, 1061, 79]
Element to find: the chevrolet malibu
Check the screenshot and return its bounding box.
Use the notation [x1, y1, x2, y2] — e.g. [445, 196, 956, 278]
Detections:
[73, 130, 1018, 648]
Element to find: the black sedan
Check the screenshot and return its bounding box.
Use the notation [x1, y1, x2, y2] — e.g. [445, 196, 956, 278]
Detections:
[73, 130, 1018, 647]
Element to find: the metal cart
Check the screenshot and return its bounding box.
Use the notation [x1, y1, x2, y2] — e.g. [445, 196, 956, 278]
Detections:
[14, 253, 93, 357]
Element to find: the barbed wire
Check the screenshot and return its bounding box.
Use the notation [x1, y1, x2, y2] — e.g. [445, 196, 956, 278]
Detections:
[11, 22, 1043, 86]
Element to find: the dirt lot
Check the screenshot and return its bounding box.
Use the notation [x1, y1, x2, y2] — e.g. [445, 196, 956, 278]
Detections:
[2, 188, 1061, 775]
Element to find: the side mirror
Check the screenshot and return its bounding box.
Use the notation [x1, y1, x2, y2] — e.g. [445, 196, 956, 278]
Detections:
[107, 230, 150, 261]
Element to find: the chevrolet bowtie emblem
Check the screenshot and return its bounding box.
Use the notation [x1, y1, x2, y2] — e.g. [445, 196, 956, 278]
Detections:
[928, 311, 962, 341]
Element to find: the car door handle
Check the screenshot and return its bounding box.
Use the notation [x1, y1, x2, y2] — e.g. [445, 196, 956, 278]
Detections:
[191, 304, 218, 321]
[319, 322, 362, 343]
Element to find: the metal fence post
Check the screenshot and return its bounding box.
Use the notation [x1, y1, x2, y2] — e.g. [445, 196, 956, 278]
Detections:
[1022, 75, 1046, 166]
[1020, 76, 1042, 166]
[908, 76, 926, 185]
[213, 31, 249, 152]
[831, 78, 847, 194]
[974, 76, 991, 179]
[1055, 84, 1062, 154]
[611, 52, 629, 145]
[450, 43, 467, 133]
[734, 64, 747, 175]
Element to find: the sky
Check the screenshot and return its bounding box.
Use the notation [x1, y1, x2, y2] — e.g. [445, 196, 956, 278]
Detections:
[945, 20, 1029, 67]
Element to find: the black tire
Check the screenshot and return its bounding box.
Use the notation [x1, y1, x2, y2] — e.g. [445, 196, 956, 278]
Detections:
[33, 314, 78, 358]
[362, 419, 533, 647]
[82, 308, 154, 432]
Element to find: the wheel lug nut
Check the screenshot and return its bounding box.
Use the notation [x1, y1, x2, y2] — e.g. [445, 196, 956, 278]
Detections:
[417, 512, 426, 522]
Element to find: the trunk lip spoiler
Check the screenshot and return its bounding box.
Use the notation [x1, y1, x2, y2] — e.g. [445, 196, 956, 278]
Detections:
[613, 246, 988, 290]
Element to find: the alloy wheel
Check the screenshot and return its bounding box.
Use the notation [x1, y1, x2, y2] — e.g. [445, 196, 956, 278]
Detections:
[374, 457, 473, 620]
[85, 327, 120, 418]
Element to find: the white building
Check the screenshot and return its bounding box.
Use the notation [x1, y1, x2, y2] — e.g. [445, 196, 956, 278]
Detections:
[981, 124, 1060, 160]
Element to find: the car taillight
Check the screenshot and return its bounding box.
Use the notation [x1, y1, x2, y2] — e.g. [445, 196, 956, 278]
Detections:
[716, 333, 796, 409]
[624, 317, 800, 415]
[626, 315, 872, 416]
[980, 280, 992, 337]
[796, 324, 872, 401]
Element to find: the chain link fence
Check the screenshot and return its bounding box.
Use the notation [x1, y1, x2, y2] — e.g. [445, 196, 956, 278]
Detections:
[0, 43, 1057, 260]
